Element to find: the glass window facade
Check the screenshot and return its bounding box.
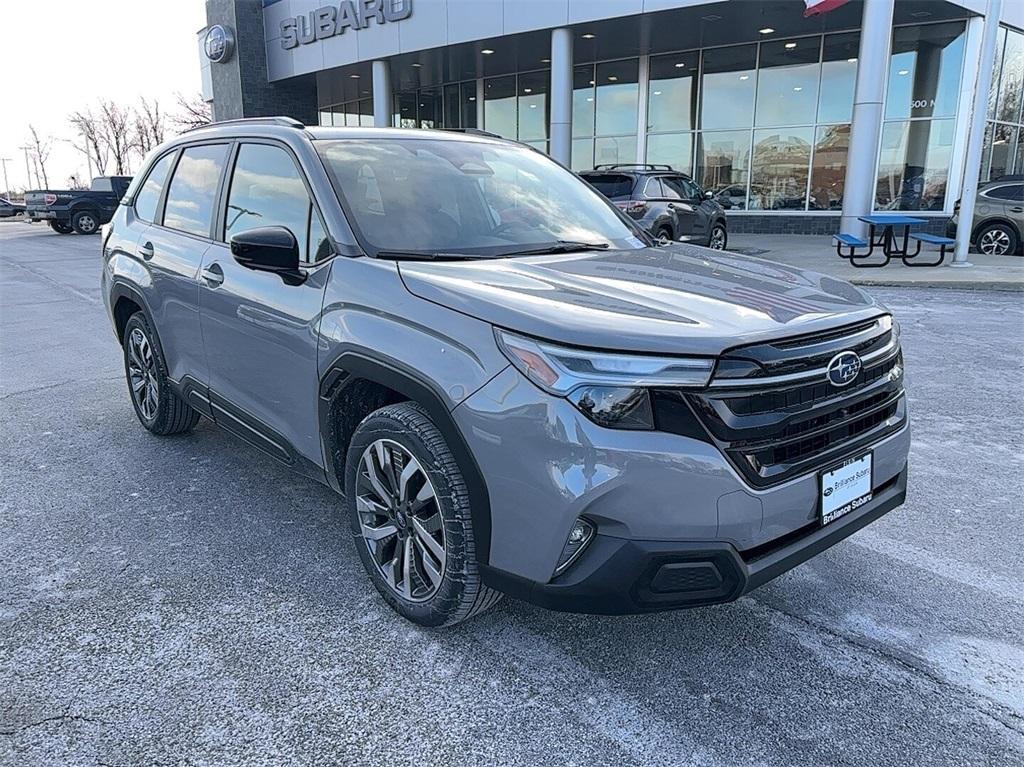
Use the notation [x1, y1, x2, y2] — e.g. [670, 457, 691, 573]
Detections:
[571, 59, 639, 169]
[646, 31, 868, 212]
[981, 27, 1024, 182]
[317, 19, 974, 217]
[877, 21, 966, 210]
[387, 81, 477, 130]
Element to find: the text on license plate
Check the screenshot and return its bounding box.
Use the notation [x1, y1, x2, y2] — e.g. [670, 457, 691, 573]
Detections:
[820, 452, 872, 524]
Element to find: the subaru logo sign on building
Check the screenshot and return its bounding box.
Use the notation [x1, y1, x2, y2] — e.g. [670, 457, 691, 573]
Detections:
[826, 352, 863, 387]
[204, 24, 235, 63]
[281, 0, 412, 49]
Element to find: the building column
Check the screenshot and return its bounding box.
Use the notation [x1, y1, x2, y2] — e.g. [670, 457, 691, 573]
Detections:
[372, 60, 392, 128]
[840, 0, 895, 237]
[550, 27, 573, 166]
[952, 0, 1004, 266]
[636, 55, 650, 164]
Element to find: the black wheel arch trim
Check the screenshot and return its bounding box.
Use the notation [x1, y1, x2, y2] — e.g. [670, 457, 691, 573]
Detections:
[318, 349, 493, 564]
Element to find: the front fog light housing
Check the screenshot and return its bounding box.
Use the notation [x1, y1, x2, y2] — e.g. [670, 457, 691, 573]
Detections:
[568, 386, 654, 429]
[554, 518, 595, 575]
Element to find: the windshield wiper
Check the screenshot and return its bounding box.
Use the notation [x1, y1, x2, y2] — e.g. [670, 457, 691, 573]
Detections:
[374, 250, 487, 261]
[496, 241, 612, 257]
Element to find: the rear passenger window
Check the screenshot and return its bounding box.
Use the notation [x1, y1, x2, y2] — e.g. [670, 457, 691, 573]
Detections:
[134, 152, 175, 223]
[163, 144, 229, 237]
[984, 184, 1023, 202]
[225, 143, 320, 261]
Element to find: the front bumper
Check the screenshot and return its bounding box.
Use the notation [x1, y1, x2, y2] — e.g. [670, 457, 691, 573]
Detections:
[481, 466, 906, 614]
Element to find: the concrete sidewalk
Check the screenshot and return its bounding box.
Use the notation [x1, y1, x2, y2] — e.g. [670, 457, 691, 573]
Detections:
[727, 234, 1024, 291]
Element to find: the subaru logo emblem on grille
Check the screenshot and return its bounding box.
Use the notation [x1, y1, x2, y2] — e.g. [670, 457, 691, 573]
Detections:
[826, 351, 862, 387]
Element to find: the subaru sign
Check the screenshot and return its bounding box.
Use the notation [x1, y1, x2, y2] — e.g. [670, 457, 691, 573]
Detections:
[204, 24, 235, 64]
[281, 0, 413, 49]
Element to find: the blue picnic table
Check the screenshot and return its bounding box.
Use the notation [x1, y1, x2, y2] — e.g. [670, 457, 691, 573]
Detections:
[858, 214, 927, 259]
[833, 214, 953, 268]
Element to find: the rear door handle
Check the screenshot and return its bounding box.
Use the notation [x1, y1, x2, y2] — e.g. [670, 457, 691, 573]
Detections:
[1010, 207, 1023, 213]
[200, 263, 224, 287]
[138, 241, 154, 260]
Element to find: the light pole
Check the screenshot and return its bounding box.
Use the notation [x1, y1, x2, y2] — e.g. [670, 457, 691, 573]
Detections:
[0, 158, 10, 198]
[19, 145, 34, 189]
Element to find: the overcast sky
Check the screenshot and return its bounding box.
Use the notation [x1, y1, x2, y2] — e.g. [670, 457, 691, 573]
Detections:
[1, 1, 207, 192]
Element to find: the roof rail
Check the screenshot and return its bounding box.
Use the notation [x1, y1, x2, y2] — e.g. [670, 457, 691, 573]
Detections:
[182, 116, 305, 134]
[593, 163, 675, 171]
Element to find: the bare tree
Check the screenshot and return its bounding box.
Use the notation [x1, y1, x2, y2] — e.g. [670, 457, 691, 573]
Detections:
[98, 100, 133, 175]
[171, 92, 213, 131]
[27, 125, 52, 188]
[132, 97, 165, 158]
[69, 108, 109, 175]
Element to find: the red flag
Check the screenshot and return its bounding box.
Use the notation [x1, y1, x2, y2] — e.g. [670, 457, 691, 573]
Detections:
[804, 0, 852, 16]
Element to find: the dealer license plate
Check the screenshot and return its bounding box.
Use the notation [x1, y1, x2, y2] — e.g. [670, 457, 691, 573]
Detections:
[820, 452, 873, 525]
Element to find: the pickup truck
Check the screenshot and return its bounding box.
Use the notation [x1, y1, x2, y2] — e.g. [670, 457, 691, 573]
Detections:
[25, 176, 132, 234]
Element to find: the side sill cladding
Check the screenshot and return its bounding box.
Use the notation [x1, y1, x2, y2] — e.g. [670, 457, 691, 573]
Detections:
[318, 350, 493, 565]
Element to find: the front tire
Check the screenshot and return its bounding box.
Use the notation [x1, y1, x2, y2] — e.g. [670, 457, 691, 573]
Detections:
[975, 222, 1019, 256]
[71, 210, 100, 235]
[50, 221, 73, 234]
[656, 226, 673, 244]
[708, 222, 728, 250]
[345, 402, 502, 627]
[122, 313, 200, 436]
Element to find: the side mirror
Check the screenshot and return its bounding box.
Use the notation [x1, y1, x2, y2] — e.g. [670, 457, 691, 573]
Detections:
[229, 226, 305, 283]
[704, 190, 714, 200]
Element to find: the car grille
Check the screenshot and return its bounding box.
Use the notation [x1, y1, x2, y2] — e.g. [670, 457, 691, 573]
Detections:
[681, 316, 906, 488]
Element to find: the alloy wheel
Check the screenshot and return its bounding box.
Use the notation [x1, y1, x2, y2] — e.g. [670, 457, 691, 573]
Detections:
[127, 327, 159, 421]
[979, 228, 1011, 256]
[356, 439, 445, 602]
[709, 226, 727, 250]
[79, 215, 97, 233]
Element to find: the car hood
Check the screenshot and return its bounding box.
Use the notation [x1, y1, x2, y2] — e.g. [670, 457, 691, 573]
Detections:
[398, 244, 886, 355]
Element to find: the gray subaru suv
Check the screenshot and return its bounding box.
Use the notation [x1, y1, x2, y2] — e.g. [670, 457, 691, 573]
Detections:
[101, 117, 909, 627]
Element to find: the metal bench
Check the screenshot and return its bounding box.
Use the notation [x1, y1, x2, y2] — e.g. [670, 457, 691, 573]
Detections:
[833, 232, 890, 267]
[905, 232, 954, 267]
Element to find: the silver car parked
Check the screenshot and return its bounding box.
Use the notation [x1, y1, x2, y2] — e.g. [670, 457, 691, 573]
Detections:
[102, 118, 909, 626]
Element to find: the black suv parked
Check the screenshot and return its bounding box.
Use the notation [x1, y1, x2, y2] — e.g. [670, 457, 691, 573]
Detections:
[579, 164, 728, 249]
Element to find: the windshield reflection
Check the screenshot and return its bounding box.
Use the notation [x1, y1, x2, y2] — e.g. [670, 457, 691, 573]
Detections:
[315, 138, 644, 257]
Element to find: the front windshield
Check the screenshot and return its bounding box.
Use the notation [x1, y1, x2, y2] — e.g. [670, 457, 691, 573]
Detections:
[315, 138, 645, 256]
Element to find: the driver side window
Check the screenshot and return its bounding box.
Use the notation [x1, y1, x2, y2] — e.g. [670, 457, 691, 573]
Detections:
[225, 143, 327, 262]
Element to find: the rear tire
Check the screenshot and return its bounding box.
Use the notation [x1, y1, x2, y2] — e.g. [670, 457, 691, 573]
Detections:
[974, 222, 1019, 256]
[345, 402, 502, 627]
[656, 226, 673, 244]
[50, 221, 73, 234]
[71, 210, 100, 235]
[122, 313, 200, 436]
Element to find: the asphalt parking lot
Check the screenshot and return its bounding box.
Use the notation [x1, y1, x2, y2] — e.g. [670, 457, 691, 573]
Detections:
[1, 219, 1022, 766]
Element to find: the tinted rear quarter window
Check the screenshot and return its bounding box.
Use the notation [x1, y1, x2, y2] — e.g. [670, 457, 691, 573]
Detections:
[134, 153, 176, 224]
[163, 144, 229, 237]
[983, 184, 1023, 202]
[583, 173, 636, 199]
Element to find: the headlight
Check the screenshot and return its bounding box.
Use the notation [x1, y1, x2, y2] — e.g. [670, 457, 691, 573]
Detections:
[494, 329, 714, 429]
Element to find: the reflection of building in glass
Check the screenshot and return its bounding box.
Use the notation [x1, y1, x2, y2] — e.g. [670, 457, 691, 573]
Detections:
[981, 27, 1024, 181]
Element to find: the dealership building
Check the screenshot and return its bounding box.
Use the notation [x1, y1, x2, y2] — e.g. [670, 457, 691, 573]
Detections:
[199, 0, 1024, 234]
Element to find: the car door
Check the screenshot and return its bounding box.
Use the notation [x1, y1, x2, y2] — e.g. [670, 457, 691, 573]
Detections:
[659, 175, 698, 240]
[198, 140, 333, 475]
[133, 143, 229, 388]
[674, 175, 713, 243]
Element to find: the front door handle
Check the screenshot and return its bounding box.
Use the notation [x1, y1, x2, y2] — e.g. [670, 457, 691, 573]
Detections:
[200, 263, 224, 287]
[138, 241, 154, 260]
[1010, 206, 1023, 213]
